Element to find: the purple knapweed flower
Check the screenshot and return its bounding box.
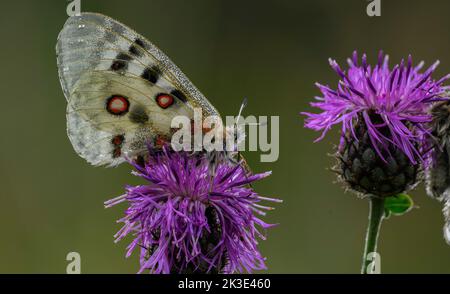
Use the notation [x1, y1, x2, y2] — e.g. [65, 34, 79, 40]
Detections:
[302, 51, 450, 197]
[105, 148, 280, 274]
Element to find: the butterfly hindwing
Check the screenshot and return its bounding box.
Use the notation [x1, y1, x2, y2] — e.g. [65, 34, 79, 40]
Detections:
[67, 109, 127, 166]
[66, 70, 195, 166]
[68, 71, 193, 133]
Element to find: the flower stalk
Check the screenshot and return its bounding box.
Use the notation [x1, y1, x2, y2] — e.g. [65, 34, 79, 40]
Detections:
[361, 196, 384, 274]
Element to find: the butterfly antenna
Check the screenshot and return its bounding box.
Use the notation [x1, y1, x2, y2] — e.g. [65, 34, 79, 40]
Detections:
[236, 97, 248, 126]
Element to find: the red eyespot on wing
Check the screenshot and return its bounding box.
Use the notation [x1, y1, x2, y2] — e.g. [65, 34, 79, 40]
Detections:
[111, 134, 125, 158]
[156, 94, 174, 109]
[106, 95, 130, 115]
[155, 135, 168, 148]
[112, 147, 122, 158]
[111, 134, 125, 146]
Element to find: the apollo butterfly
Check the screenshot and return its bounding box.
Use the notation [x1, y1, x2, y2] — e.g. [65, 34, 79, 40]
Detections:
[57, 12, 224, 167]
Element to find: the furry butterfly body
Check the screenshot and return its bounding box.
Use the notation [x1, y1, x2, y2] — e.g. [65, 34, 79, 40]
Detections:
[57, 12, 220, 166]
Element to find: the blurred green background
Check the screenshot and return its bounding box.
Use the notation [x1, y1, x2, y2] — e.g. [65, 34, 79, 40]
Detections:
[1, 0, 450, 273]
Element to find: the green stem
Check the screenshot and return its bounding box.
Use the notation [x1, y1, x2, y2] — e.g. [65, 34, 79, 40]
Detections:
[361, 196, 384, 274]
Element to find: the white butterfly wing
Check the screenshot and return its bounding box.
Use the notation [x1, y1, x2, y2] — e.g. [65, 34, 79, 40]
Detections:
[56, 12, 219, 166]
[67, 70, 193, 166]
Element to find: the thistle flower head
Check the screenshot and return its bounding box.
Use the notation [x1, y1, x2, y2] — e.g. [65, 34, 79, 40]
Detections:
[105, 148, 280, 274]
[302, 51, 450, 165]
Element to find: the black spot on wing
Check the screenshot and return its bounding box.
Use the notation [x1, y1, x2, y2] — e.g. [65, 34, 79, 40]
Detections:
[171, 89, 188, 103]
[135, 155, 146, 168]
[110, 53, 132, 71]
[141, 66, 161, 84]
[129, 38, 145, 57]
[128, 46, 139, 57]
[135, 38, 145, 48]
[129, 105, 149, 124]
